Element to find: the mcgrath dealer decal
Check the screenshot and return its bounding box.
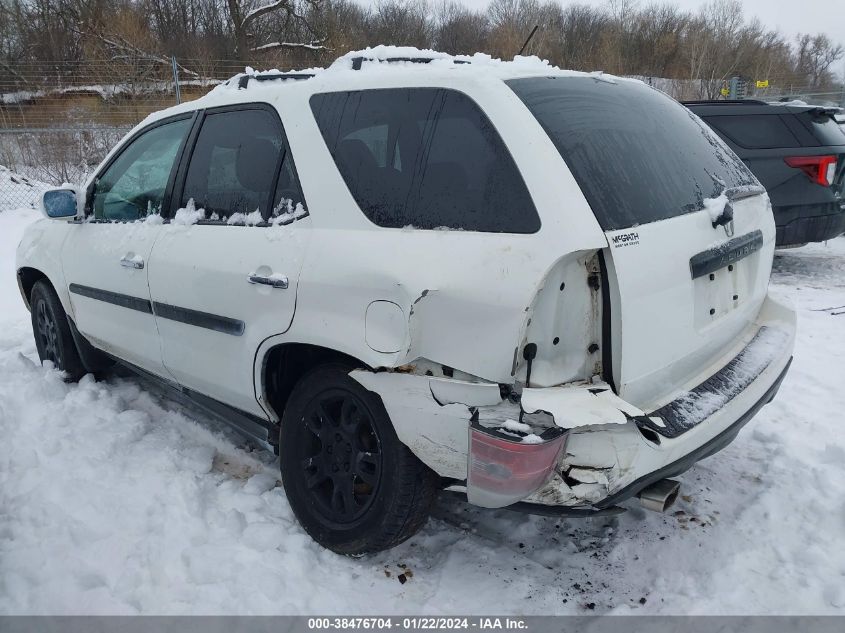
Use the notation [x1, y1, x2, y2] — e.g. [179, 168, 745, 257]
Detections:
[611, 230, 640, 248]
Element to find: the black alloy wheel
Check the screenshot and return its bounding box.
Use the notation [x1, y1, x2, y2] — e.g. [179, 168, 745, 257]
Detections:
[280, 364, 438, 554]
[35, 297, 62, 367]
[300, 390, 383, 525]
[29, 280, 86, 381]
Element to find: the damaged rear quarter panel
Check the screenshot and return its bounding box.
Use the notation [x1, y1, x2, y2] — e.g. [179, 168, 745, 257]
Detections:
[256, 80, 609, 387]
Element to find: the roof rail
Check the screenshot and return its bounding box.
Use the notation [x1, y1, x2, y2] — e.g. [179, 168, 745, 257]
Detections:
[237, 73, 314, 89]
[349, 56, 470, 70]
[681, 99, 768, 106]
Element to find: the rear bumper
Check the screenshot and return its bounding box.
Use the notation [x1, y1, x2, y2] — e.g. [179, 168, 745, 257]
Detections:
[774, 203, 845, 246]
[521, 293, 796, 509]
[595, 357, 790, 509]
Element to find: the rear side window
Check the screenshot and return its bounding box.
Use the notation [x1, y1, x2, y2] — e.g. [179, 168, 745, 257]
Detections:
[703, 115, 801, 149]
[508, 77, 758, 232]
[310, 88, 540, 233]
[798, 113, 845, 146]
[181, 108, 285, 221]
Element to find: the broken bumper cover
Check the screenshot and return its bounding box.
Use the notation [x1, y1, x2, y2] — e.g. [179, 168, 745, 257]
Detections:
[351, 294, 796, 511]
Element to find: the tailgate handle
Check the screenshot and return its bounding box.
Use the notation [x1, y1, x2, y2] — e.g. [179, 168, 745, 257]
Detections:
[689, 230, 764, 280]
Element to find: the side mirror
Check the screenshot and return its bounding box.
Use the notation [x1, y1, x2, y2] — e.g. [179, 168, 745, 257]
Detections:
[41, 188, 80, 220]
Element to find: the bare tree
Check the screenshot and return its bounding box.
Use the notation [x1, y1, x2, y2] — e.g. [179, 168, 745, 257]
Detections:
[795, 33, 844, 89]
[434, 1, 488, 55]
[225, 0, 326, 60]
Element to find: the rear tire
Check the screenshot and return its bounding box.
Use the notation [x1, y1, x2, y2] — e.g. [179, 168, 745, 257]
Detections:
[280, 364, 438, 554]
[30, 280, 86, 382]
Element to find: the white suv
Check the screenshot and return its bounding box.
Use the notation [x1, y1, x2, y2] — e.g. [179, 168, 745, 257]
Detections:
[16, 50, 796, 554]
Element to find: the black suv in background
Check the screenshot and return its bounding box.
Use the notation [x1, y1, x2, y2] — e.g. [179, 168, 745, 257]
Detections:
[684, 100, 845, 246]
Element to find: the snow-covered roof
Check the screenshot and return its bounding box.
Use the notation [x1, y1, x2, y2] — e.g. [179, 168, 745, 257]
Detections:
[137, 46, 635, 129]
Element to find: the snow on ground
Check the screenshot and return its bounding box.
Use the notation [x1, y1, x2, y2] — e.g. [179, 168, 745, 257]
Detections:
[0, 166, 49, 211]
[1, 207, 844, 614]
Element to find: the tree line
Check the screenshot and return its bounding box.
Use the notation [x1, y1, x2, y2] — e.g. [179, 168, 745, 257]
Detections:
[1, 0, 843, 99]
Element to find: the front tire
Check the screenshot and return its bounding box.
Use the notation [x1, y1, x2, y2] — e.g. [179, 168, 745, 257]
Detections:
[280, 364, 438, 554]
[30, 280, 86, 382]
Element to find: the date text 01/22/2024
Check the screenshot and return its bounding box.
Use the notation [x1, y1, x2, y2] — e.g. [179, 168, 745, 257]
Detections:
[307, 618, 529, 630]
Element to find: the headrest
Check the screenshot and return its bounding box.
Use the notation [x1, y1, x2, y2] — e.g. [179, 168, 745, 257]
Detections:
[236, 138, 279, 192]
[336, 138, 379, 182]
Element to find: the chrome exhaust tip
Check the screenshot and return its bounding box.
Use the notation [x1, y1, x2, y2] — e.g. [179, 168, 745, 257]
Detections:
[638, 479, 681, 513]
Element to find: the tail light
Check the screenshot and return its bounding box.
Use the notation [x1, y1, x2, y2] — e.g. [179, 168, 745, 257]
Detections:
[467, 424, 566, 508]
[784, 155, 837, 187]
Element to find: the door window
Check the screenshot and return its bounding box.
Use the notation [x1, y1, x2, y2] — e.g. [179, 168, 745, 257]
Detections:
[272, 151, 308, 220]
[181, 108, 288, 222]
[92, 118, 192, 221]
[310, 88, 539, 233]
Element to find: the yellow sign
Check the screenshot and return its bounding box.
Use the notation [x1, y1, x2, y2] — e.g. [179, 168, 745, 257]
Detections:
[720, 87, 730, 96]
[756, 80, 769, 88]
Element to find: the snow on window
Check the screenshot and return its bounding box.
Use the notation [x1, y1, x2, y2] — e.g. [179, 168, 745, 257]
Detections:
[226, 209, 264, 226]
[269, 197, 307, 226]
[172, 199, 205, 225]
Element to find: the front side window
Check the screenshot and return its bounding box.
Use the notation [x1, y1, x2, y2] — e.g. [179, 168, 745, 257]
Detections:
[310, 88, 540, 233]
[181, 108, 286, 221]
[92, 118, 191, 221]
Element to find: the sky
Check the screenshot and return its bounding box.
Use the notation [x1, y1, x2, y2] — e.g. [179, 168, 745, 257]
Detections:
[452, 0, 845, 52]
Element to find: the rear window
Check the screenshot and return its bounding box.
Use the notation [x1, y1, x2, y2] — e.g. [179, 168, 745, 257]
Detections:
[310, 88, 540, 233]
[798, 113, 845, 146]
[507, 77, 758, 231]
[703, 115, 801, 149]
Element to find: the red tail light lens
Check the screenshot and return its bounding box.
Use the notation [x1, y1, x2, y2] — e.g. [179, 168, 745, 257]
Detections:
[784, 155, 837, 187]
[467, 425, 566, 508]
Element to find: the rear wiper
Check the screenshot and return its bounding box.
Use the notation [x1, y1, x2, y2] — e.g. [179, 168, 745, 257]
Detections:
[724, 184, 766, 202]
[809, 106, 840, 119]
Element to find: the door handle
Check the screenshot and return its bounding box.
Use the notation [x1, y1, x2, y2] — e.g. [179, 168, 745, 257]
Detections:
[120, 254, 144, 269]
[248, 273, 288, 289]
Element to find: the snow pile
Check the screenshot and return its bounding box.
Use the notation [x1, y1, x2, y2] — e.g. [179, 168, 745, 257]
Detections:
[0, 165, 50, 211]
[270, 198, 308, 225]
[701, 189, 730, 223]
[2, 201, 845, 614]
[226, 209, 264, 226]
[172, 199, 205, 225]
[142, 212, 164, 225]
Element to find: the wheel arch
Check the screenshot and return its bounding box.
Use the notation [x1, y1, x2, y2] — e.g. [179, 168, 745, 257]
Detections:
[17, 266, 51, 311]
[19, 266, 113, 374]
[259, 342, 371, 422]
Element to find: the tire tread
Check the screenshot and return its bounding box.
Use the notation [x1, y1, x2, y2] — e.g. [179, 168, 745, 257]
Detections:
[280, 363, 438, 554]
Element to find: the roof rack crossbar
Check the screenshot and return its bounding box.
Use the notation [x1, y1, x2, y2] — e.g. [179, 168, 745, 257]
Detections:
[237, 73, 315, 89]
[349, 56, 470, 70]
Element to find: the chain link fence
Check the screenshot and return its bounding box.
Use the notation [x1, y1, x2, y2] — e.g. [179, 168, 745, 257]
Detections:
[2, 56, 842, 211]
[0, 56, 318, 210]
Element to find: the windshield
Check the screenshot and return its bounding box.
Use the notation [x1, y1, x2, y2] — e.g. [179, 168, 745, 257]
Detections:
[507, 76, 759, 231]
